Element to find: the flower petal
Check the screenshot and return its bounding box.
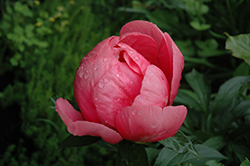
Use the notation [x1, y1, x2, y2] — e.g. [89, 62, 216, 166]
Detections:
[92, 62, 143, 128]
[119, 32, 158, 64]
[120, 20, 173, 99]
[164, 33, 184, 105]
[116, 104, 187, 142]
[68, 121, 123, 144]
[74, 36, 119, 123]
[116, 42, 150, 75]
[55, 98, 84, 126]
[133, 65, 169, 108]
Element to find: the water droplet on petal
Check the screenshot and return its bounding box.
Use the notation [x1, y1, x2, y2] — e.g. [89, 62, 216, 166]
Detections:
[95, 97, 98, 101]
[84, 74, 90, 79]
[131, 109, 136, 115]
[94, 67, 98, 71]
[98, 82, 104, 88]
[103, 58, 108, 62]
[79, 72, 84, 78]
[151, 122, 158, 128]
[138, 111, 143, 115]
[116, 73, 120, 77]
[104, 78, 109, 83]
[129, 51, 133, 54]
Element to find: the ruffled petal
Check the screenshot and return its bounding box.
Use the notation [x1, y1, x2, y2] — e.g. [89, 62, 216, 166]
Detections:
[116, 104, 187, 142]
[133, 65, 169, 108]
[116, 42, 150, 75]
[92, 62, 143, 128]
[164, 33, 184, 105]
[119, 32, 158, 64]
[120, 20, 173, 100]
[68, 121, 123, 144]
[55, 98, 84, 126]
[74, 36, 119, 123]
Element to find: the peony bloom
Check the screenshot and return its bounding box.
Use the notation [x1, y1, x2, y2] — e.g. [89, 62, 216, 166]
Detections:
[56, 20, 187, 144]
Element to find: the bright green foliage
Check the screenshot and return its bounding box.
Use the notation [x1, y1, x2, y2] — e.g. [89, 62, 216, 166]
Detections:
[225, 33, 250, 65]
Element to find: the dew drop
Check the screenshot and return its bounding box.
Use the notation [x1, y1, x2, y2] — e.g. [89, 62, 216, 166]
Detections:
[131, 109, 136, 115]
[138, 110, 143, 115]
[151, 122, 158, 128]
[103, 58, 108, 62]
[134, 56, 139, 61]
[95, 97, 98, 101]
[104, 78, 109, 83]
[79, 72, 84, 78]
[116, 73, 120, 77]
[84, 74, 90, 79]
[98, 82, 104, 88]
[129, 50, 134, 54]
[122, 115, 125, 118]
[94, 67, 98, 70]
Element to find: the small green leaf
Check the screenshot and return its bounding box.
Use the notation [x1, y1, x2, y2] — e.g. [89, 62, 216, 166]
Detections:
[205, 160, 225, 166]
[117, 140, 150, 166]
[185, 69, 211, 112]
[225, 33, 250, 65]
[190, 21, 211, 31]
[240, 158, 250, 166]
[58, 135, 101, 151]
[159, 131, 200, 158]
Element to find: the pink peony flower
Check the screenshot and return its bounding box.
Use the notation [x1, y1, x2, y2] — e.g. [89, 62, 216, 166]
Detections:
[56, 20, 187, 144]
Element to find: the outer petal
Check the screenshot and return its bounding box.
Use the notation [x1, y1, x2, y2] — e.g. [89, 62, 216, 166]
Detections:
[56, 98, 84, 126]
[56, 98, 123, 144]
[74, 36, 119, 123]
[92, 62, 143, 128]
[68, 121, 123, 144]
[164, 33, 184, 105]
[133, 65, 169, 108]
[116, 104, 187, 142]
[119, 32, 158, 63]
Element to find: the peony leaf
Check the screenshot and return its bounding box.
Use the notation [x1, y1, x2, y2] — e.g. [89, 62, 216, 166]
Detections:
[57, 135, 101, 151]
[225, 33, 250, 65]
[116, 140, 150, 166]
[155, 144, 227, 166]
[159, 131, 200, 158]
[240, 158, 250, 166]
[185, 69, 211, 112]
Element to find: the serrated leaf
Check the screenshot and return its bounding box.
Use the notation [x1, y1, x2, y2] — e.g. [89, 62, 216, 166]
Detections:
[225, 33, 250, 65]
[155, 144, 227, 166]
[116, 140, 150, 166]
[185, 69, 211, 112]
[58, 135, 101, 151]
[159, 131, 200, 158]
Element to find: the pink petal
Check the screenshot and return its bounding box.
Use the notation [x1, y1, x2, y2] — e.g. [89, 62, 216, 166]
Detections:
[119, 32, 158, 64]
[115, 42, 150, 75]
[55, 98, 84, 126]
[55, 98, 123, 144]
[133, 65, 169, 108]
[120, 20, 173, 100]
[116, 104, 187, 142]
[164, 33, 184, 105]
[68, 121, 123, 144]
[92, 62, 143, 128]
[74, 36, 120, 123]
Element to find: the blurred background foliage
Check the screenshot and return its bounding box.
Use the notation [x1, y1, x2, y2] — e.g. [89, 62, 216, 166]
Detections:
[0, 0, 249, 165]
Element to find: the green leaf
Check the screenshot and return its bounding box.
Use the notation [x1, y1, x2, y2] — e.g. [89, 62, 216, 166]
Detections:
[116, 140, 150, 166]
[203, 136, 227, 150]
[234, 62, 250, 76]
[155, 144, 227, 166]
[209, 76, 247, 112]
[225, 33, 250, 65]
[190, 21, 211, 31]
[159, 131, 200, 157]
[185, 69, 211, 112]
[175, 40, 196, 57]
[145, 148, 160, 166]
[240, 158, 250, 166]
[205, 160, 225, 166]
[96, 139, 118, 152]
[58, 135, 101, 151]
